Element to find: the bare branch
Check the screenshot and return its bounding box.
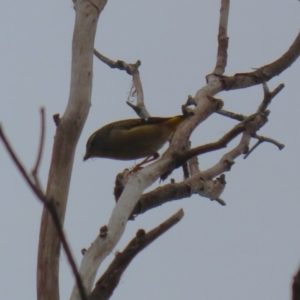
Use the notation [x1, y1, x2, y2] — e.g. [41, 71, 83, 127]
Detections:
[216, 109, 246, 121]
[217, 82, 284, 122]
[254, 134, 284, 150]
[0, 125, 43, 199]
[124, 102, 268, 213]
[0, 125, 87, 300]
[132, 174, 226, 216]
[130, 112, 271, 216]
[216, 82, 284, 159]
[31, 107, 45, 189]
[214, 0, 230, 75]
[73, 87, 222, 297]
[257, 82, 285, 113]
[126, 98, 150, 119]
[88, 210, 184, 300]
[222, 31, 300, 90]
[73, 11, 299, 299]
[93, 49, 122, 69]
[93, 48, 150, 118]
[244, 134, 285, 159]
[38, 1, 108, 299]
[180, 120, 248, 163]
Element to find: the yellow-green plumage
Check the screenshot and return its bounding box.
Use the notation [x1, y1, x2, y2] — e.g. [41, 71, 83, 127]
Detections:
[84, 115, 187, 161]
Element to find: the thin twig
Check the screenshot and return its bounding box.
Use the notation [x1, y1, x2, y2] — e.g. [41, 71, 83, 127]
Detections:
[0, 125, 87, 300]
[244, 134, 285, 159]
[242, 83, 285, 158]
[93, 49, 120, 69]
[216, 109, 246, 121]
[218, 82, 284, 159]
[215, 198, 226, 206]
[94, 48, 150, 118]
[254, 134, 285, 150]
[160, 111, 268, 181]
[32, 107, 45, 189]
[0, 125, 41, 196]
[185, 122, 247, 159]
[257, 82, 285, 113]
[94, 49, 141, 74]
[126, 100, 150, 119]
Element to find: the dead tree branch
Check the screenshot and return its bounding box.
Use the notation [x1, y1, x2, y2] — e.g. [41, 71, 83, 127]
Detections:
[222, 31, 300, 90]
[214, 0, 230, 75]
[72, 3, 300, 299]
[244, 134, 285, 159]
[32, 107, 45, 185]
[131, 113, 267, 216]
[0, 123, 87, 300]
[37, 1, 108, 300]
[257, 82, 285, 113]
[217, 109, 246, 121]
[88, 209, 184, 300]
[93, 49, 150, 118]
[132, 174, 226, 216]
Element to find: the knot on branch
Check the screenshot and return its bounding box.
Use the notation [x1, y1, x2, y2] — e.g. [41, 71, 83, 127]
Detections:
[188, 176, 206, 195]
[99, 225, 108, 238]
[220, 158, 235, 171]
[243, 112, 268, 134]
[198, 174, 226, 201]
[114, 169, 131, 202]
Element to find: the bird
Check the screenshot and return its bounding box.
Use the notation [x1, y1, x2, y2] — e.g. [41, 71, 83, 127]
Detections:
[83, 115, 188, 165]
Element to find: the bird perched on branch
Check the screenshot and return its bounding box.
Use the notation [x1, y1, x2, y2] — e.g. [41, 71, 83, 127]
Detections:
[83, 115, 188, 166]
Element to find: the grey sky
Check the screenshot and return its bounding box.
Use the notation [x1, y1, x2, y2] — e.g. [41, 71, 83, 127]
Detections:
[1, 1, 300, 299]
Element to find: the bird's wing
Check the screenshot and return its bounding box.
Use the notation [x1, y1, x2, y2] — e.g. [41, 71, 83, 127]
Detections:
[109, 117, 172, 131]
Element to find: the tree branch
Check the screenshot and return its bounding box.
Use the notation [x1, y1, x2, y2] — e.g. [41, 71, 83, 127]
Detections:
[132, 174, 227, 216]
[93, 49, 150, 118]
[216, 109, 246, 121]
[0, 124, 87, 300]
[213, 0, 230, 75]
[88, 209, 184, 300]
[72, 3, 299, 299]
[32, 107, 45, 184]
[36, 1, 108, 300]
[131, 112, 269, 215]
[222, 31, 300, 90]
[257, 82, 285, 113]
[244, 134, 285, 159]
[72, 87, 222, 299]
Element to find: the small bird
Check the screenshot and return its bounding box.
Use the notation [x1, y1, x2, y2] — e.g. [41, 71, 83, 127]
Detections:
[83, 115, 188, 164]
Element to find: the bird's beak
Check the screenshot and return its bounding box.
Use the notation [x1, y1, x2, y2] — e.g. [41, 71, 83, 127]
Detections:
[83, 153, 90, 161]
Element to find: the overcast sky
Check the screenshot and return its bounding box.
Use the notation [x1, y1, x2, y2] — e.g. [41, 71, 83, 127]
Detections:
[1, 1, 300, 300]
